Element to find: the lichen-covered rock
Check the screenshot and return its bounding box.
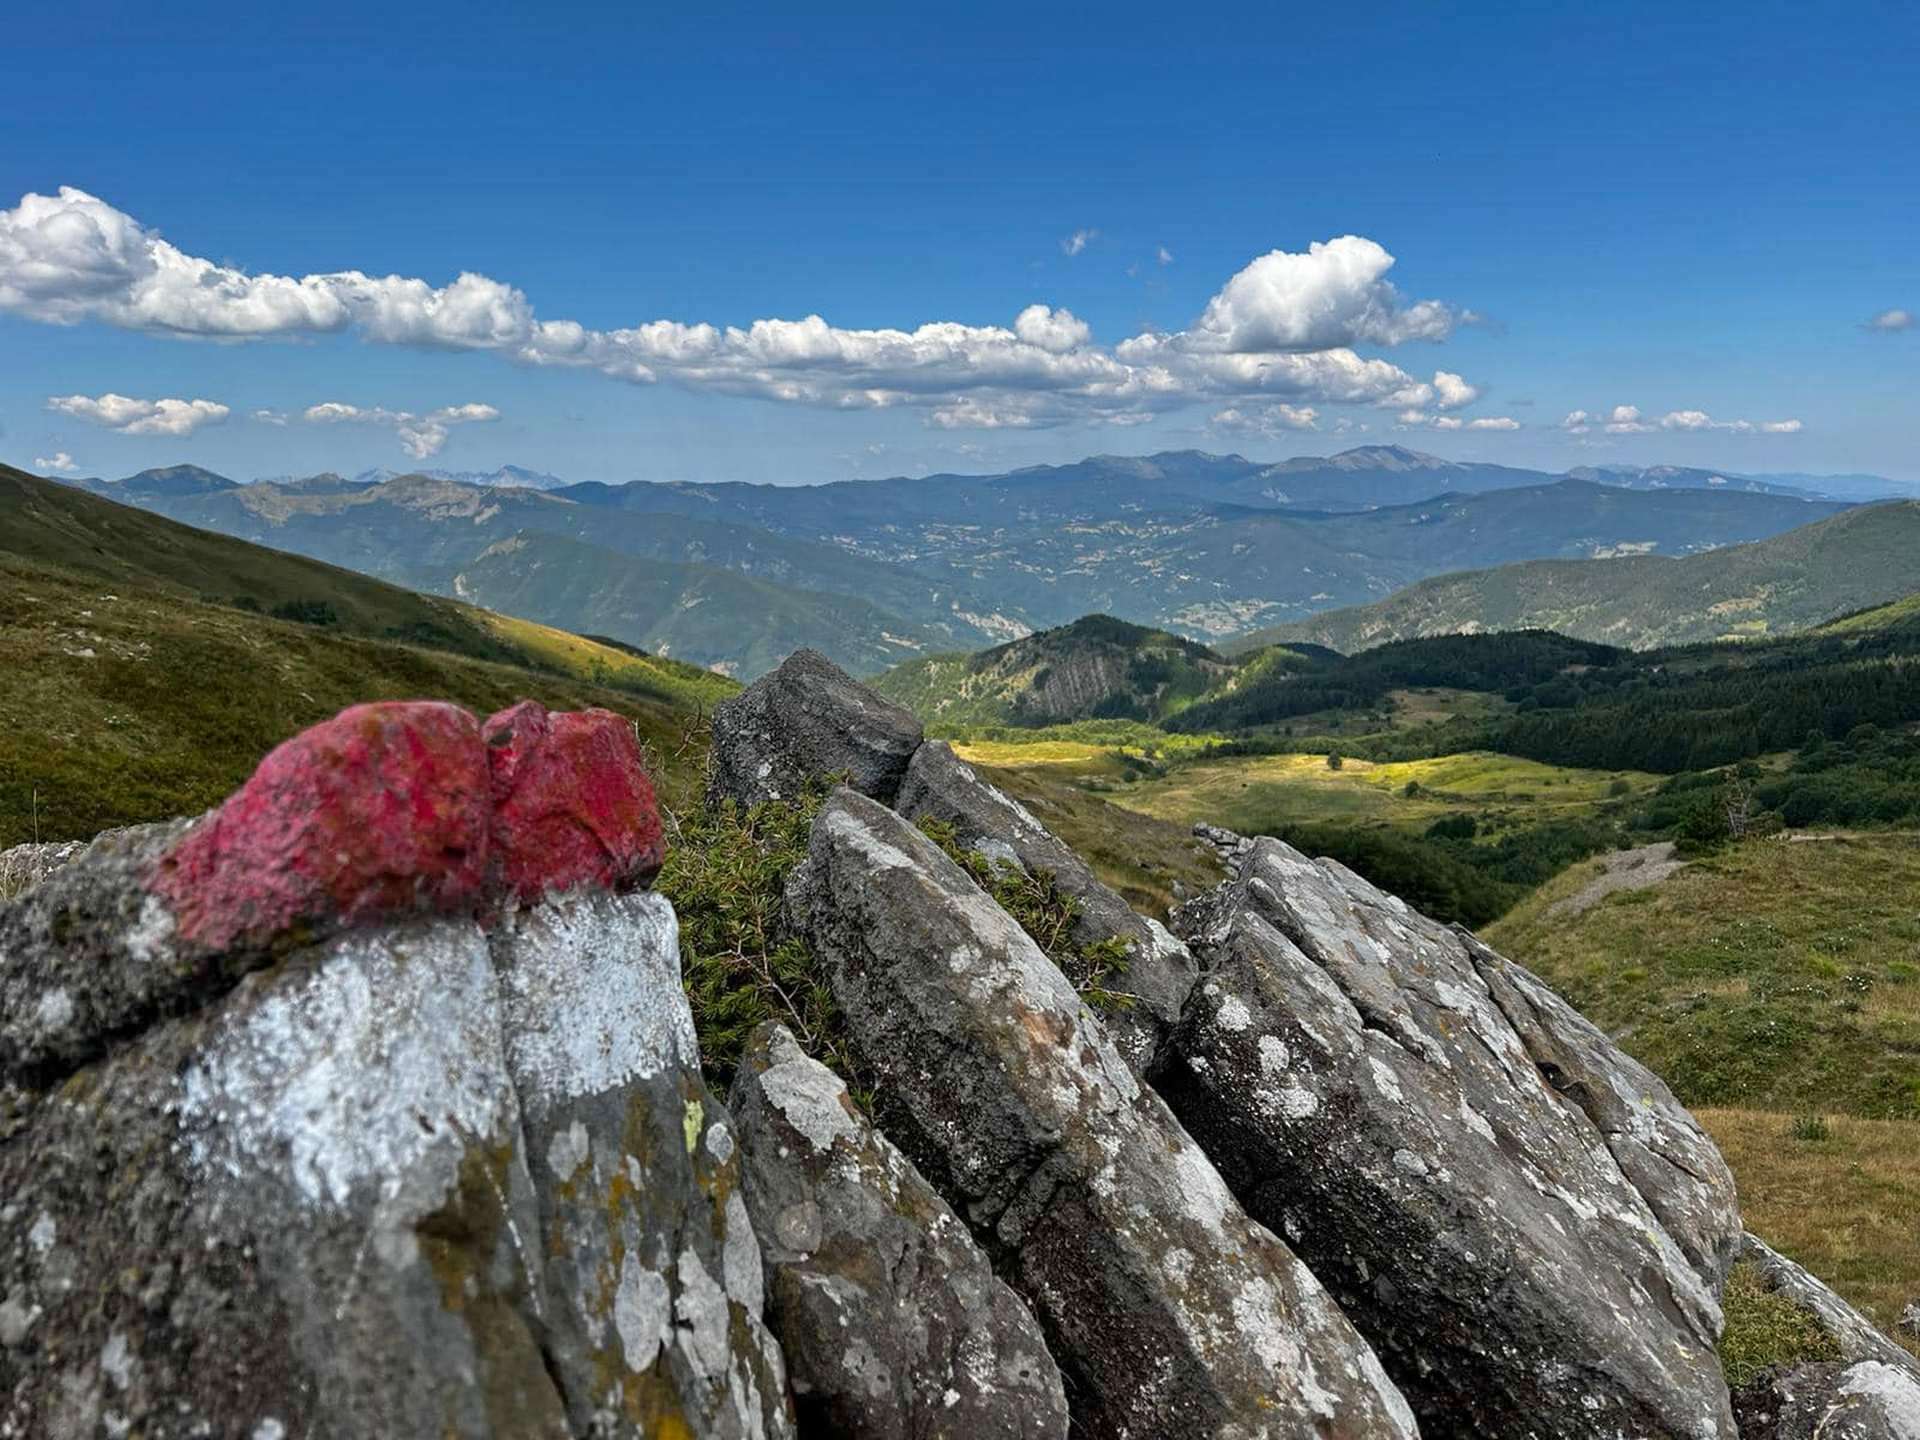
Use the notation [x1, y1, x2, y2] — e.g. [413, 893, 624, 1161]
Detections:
[1736, 1235, 1920, 1381]
[706, 649, 922, 812]
[1461, 924, 1742, 1288]
[728, 1021, 1068, 1439]
[0, 839, 85, 899]
[1733, 1360, 1920, 1438]
[0, 816, 204, 1078]
[895, 741, 1197, 1073]
[482, 700, 666, 902]
[0, 916, 569, 1440]
[489, 888, 794, 1440]
[1162, 838, 1738, 1439]
[786, 789, 1417, 1440]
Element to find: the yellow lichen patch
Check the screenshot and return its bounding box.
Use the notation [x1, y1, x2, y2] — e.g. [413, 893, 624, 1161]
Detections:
[682, 1097, 704, 1154]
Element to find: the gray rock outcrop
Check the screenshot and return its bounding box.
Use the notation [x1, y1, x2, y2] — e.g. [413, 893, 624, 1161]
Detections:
[1733, 1360, 1920, 1439]
[489, 889, 793, 1440]
[728, 1022, 1069, 1439]
[786, 788, 1418, 1439]
[0, 839, 86, 899]
[707, 648, 923, 812]
[1162, 837, 1739, 1438]
[896, 740, 1198, 1072]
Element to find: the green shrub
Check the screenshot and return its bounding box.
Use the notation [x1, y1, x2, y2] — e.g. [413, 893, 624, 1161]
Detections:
[1787, 1113, 1832, 1142]
[1717, 1260, 1842, 1389]
[657, 779, 871, 1101]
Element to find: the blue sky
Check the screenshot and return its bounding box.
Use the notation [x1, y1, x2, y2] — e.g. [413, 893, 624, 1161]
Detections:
[3, 0, 1915, 484]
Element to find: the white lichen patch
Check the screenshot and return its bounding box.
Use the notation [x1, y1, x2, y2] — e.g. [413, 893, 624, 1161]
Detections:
[493, 890, 697, 1117]
[125, 895, 176, 965]
[674, 1247, 733, 1381]
[547, 1121, 591, 1182]
[1257, 1034, 1291, 1075]
[179, 920, 512, 1212]
[723, 1191, 764, 1314]
[1214, 995, 1252, 1032]
[33, 988, 74, 1033]
[613, 1253, 671, 1374]
[757, 1056, 862, 1154]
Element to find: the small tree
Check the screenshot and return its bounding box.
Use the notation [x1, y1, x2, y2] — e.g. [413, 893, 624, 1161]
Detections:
[1326, 751, 1344, 771]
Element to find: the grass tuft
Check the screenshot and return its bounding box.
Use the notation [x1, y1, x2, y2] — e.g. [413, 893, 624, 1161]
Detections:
[1717, 1258, 1843, 1390]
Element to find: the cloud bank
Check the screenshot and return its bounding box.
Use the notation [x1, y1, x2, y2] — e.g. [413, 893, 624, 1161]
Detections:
[1, 186, 1487, 431]
[47, 392, 230, 436]
[1562, 405, 1800, 437]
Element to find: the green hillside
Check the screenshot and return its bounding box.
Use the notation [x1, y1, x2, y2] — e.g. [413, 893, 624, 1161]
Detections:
[452, 530, 942, 677]
[1233, 500, 1920, 653]
[0, 465, 737, 845]
[872, 614, 1234, 728]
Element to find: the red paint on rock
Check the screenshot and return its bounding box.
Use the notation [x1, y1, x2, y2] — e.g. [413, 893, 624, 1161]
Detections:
[483, 701, 665, 901]
[152, 702, 493, 950]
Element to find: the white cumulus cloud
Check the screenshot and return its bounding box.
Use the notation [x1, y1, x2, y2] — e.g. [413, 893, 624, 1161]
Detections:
[47, 392, 230, 436]
[302, 400, 500, 458]
[2, 186, 1486, 432]
[1061, 228, 1099, 257]
[1564, 402, 1801, 437]
[1865, 307, 1912, 332]
[1212, 402, 1320, 434]
[35, 451, 77, 472]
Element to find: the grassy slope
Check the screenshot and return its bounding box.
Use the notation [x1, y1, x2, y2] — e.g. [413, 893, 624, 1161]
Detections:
[1235, 500, 1920, 653]
[4, 462, 735, 713]
[1485, 835, 1920, 1349]
[963, 740, 1656, 837]
[1484, 834, 1920, 1118]
[0, 556, 720, 846]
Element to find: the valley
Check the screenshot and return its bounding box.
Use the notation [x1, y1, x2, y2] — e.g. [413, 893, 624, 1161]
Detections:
[52, 444, 1907, 679]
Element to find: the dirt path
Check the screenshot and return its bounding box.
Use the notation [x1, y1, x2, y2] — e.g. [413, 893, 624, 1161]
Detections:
[1546, 842, 1687, 919]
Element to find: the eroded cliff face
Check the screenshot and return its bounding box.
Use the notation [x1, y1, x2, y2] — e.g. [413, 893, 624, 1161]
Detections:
[3, 656, 1915, 1440]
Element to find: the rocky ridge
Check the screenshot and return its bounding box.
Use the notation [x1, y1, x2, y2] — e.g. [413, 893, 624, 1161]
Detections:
[2, 652, 1915, 1438]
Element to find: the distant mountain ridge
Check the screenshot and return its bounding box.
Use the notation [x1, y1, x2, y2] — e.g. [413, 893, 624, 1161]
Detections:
[1234, 500, 1920, 653]
[30, 446, 1894, 675]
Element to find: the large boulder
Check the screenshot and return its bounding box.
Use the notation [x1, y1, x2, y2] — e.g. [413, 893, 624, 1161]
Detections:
[706, 649, 922, 812]
[490, 889, 794, 1440]
[728, 1022, 1069, 1439]
[1161, 838, 1739, 1438]
[0, 699, 792, 1440]
[786, 788, 1417, 1439]
[1, 915, 567, 1440]
[1460, 925, 1742, 1287]
[895, 740, 1198, 1073]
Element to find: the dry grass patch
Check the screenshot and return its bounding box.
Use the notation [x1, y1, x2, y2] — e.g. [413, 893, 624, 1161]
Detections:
[1701, 1106, 1920, 1357]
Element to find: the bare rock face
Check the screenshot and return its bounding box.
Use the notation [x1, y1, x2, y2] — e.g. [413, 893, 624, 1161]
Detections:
[706, 649, 922, 812]
[490, 889, 794, 1440]
[0, 700, 793, 1440]
[1162, 837, 1739, 1439]
[785, 788, 1417, 1440]
[1733, 1361, 1920, 1439]
[895, 740, 1198, 1073]
[727, 1022, 1069, 1439]
[1460, 925, 1742, 1288]
[2, 915, 566, 1440]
